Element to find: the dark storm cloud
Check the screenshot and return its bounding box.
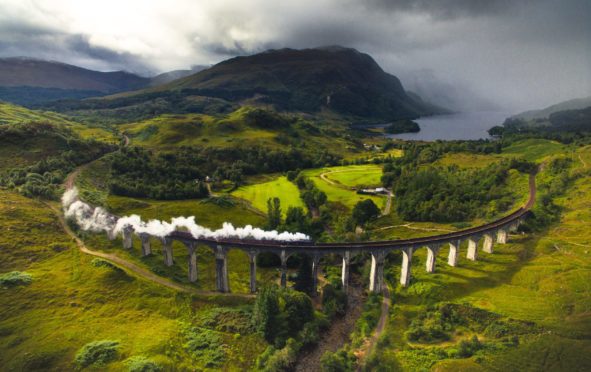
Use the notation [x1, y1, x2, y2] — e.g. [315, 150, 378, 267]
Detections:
[0, 0, 588, 111]
[361, 0, 524, 19]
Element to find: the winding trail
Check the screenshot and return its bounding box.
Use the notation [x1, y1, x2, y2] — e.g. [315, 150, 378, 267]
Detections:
[355, 285, 391, 370]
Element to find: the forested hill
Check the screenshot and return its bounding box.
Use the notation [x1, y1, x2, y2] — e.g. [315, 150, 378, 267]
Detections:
[83, 46, 444, 122]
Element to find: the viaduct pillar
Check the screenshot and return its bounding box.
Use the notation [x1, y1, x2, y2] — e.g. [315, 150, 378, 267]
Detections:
[497, 228, 508, 244]
[311, 255, 321, 296]
[400, 247, 414, 287]
[280, 250, 288, 288]
[369, 251, 386, 293]
[341, 251, 351, 292]
[161, 237, 174, 266]
[483, 233, 494, 253]
[426, 244, 441, 273]
[139, 233, 152, 256]
[185, 242, 197, 283]
[248, 250, 257, 294]
[215, 245, 230, 293]
[122, 226, 133, 249]
[448, 240, 461, 267]
[467, 236, 479, 261]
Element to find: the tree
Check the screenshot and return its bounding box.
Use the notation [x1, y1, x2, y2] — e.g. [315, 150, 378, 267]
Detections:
[283, 206, 309, 233]
[252, 285, 281, 343]
[266, 197, 282, 230]
[293, 255, 314, 295]
[352, 199, 380, 226]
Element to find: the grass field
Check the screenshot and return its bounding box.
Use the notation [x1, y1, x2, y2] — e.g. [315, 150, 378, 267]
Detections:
[0, 189, 266, 370]
[232, 175, 305, 216]
[323, 164, 384, 188]
[302, 165, 386, 210]
[501, 138, 568, 162]
[434, 152, 503, 169]
[368, 143, 591, 371]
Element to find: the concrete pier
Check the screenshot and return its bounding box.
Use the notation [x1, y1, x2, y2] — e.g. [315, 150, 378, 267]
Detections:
[122, 227, 133, 249]
[311, 255, 320, 296]
[369, 251, 386, 293]
[186, 242, 197, 283]
[426, 244, 441, 273]
[400, 247, 414, 287]
[280, 250, 288, 288]
[483, 233, 494, 253]
[341, 251, 351, 292]
[467, 236, 479, 261]
[248, 251, 257, 293]
[139, 233, 152, 256]
[107, 228, 117, 241]
[215, 245, 229, 293]
[161, 237, 174, 266]
[448, 240, 461, 267]
[497, 228, 508, 244]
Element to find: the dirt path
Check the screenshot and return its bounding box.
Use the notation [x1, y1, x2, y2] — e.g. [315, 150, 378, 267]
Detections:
[295, 283, 365, 372]
[375, 223, 455, 233]
[355, 285, 391, 371]
[579, 153, 588, 168]
[381, 190, 393, 216]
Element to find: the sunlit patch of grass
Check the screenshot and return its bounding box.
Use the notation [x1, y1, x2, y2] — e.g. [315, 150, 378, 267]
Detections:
[232, 175, 305, 216]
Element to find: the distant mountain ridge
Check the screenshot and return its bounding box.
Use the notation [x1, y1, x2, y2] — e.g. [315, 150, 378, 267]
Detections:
[0, 57, 149, 91]
[511, 96, 591, 121]
[139, 46, 446, 121]
[0, 58, 211, 106]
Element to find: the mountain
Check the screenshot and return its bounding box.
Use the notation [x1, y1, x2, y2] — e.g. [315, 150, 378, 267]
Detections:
[137, 46, 445, 121]
[511, 96, 591, 121]
[0, 57, 151, 106]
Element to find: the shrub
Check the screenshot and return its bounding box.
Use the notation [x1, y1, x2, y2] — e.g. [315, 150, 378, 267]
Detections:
[74, 340, 120, 368]
[125, 356, 162, 372]
[183, 326, 225, 368]
[320, 349, 354, 372]
[0, 271, 32, 287]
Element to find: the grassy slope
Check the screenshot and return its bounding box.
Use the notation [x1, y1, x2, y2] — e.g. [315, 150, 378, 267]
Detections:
[0, 190, 266, 370]
[372, 142, 591, 371]
[302, 165, 386, 210]
[0, 101, 116, 142]
[232, 175, 305, 216]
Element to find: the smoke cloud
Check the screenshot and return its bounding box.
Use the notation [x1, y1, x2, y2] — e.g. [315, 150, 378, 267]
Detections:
[62, 187, 310, 242]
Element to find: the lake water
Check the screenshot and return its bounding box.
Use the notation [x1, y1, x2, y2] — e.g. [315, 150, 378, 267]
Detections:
[388, 111, 512, 141]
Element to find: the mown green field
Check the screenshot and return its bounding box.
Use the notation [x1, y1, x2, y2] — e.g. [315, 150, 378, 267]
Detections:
[302, 165, 386, 210]
[367, 143, 591, 371]
[323, 164, 384, 187]
[232, 175, 305, 216]
[0, 190, 266, 370]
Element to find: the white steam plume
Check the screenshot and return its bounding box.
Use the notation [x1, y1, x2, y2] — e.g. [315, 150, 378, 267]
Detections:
[62, 187, 310, 242]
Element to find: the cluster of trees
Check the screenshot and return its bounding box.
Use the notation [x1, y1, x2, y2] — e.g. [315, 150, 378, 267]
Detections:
[109, 147, 209, 200]
[392, 162, 530, 222]
[0, 122, 115, 199]
[265, 197, 324, 240]
[384, 119, 420, 134]
[289, 172, 328, 211]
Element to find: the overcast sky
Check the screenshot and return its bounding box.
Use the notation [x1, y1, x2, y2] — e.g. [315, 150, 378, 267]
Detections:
[0, 0, 589, 112]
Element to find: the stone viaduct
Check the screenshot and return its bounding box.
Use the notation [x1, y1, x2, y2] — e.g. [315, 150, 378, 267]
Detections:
[116, 174, 536, 295]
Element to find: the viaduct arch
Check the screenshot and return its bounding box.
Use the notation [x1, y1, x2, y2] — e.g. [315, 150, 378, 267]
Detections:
[116, 174, 536, 294]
